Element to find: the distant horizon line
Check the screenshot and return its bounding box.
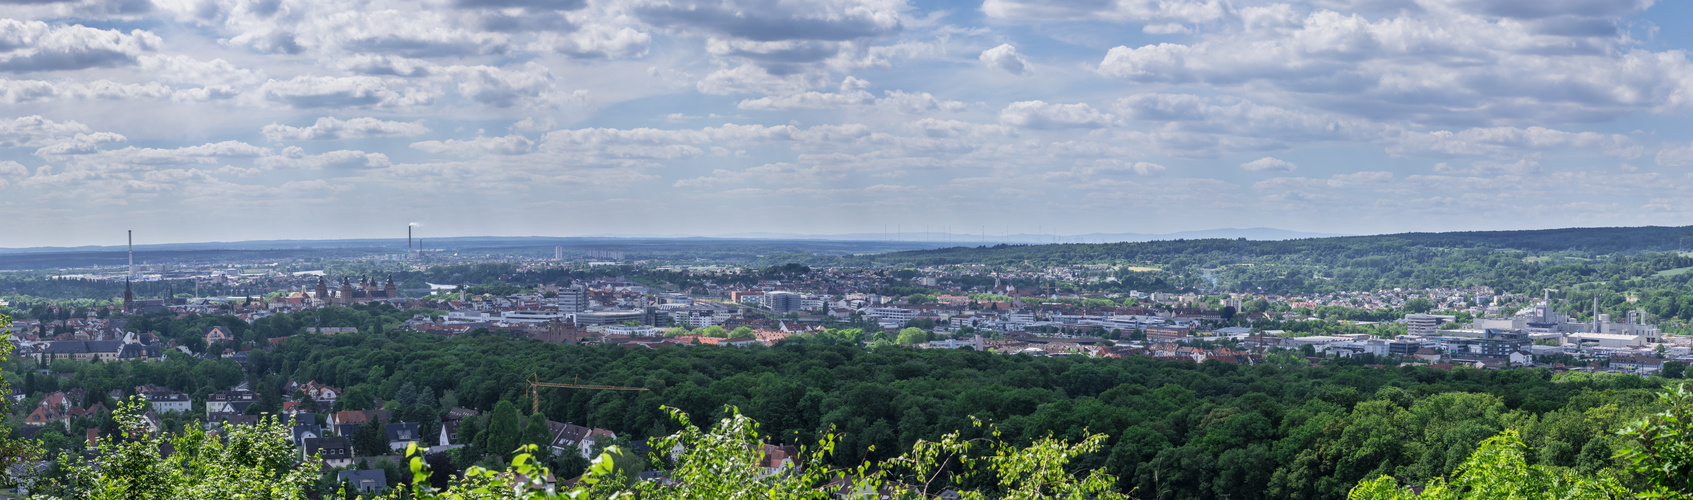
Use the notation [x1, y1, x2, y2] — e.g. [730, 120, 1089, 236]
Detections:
[0, 227, 1354, 252]
[11, 224, 1693, 252]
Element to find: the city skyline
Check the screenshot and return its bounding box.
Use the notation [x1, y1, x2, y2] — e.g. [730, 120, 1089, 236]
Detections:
[3, 0, 1693, 246]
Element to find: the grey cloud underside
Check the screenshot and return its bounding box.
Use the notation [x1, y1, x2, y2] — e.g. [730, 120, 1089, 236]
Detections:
[245, 0, 282, 17]
[344, 36, 507, 58]
[264, 90, 387, 108]
[478, 12, 577, 33]
[635, 5, 898, 42]
[1527, 16, 1618, 37]
[0, 0, 153, 12]
[1452, 0, 1653, 19]
[0, 49, 139, 72]
[452, 0, 586, 10]
[719, 42, 838, 64]
[246, 31, 304, 55]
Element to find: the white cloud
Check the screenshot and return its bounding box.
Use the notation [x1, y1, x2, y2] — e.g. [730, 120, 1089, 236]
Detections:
[999, 101, 1117, 129]
[1657, 142, 1693, 167]
[258, 148, 393, 169]
[411, 135, 536, 156]
[979, 44, 1029, 75]
[1143, 23, 1191, 34]
[0, 78, 189, 103]
[260, 75, 440, 109]
[0, 116, 118, 149]
[1241, 156, 1297, 171]
[981, 0, 1229, 24]
[633, 0, 904, 42]
[0, 20, 162, 72]
[1096, 9, 1693, 124]
[531, 25, 652, 58]
[32, 132, 127, 155]
[1391, 127, 1639, 159]
[738, 76, 874, 110]
[696, 63, 834, 96]
[445, 63, 581, 108]
[262, 117, 431, 141]
[0, 160, 28, 177]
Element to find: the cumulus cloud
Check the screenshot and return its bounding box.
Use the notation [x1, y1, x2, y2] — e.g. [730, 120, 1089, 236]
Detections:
[0, 116, 119, 149]
[32, 132, 127, 155]
[260, 75, 439, 109]
[981, 0, 1229, 24]
[263, 117, 430, 141]
[633, 0, 903, 42]
[738, 76, 873, 110]
[338, 55, 440, 78]
[258, 148, 393, 169]
[43, 141, 270, 173]
[696, 63, 832, 95]
[1391, 126, 1639, 159]
[999, 101, 1117, 129]
[531, 25, 651, 58]
[445, 63, 578, 108]
[1241, 156, 1297, 171]
[1046, 159, 1167, 180]
[0, 20, 162, 72]
[410, 135, 535, 155]
[0, 78, 175, 103]
[1096, 8, 1693, 124]
[979, 44, 1029, 75]
[0, 160, 29, 178]
[1657, 142, 1693, 167]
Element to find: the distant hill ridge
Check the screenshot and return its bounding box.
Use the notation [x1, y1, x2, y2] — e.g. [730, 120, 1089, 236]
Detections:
[871, 225, 1693, 264]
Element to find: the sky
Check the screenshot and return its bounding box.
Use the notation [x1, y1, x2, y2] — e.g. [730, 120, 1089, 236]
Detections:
[2, 0, 1692, 247]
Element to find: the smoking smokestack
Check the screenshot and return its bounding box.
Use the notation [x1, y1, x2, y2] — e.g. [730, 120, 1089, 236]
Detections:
[408, 225, 413, 252]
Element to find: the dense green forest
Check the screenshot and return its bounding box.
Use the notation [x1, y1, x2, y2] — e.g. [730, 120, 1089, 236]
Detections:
[27, 316, 1684, 499]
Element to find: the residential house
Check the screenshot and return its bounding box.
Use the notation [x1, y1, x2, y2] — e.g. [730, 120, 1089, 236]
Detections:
[329, 409, 388, 436]
[204, 326, 234, 346]
[386, 422, 421, 451]
[338, 470, 387, 494]
[548, 421, 590, 457]
[758, 444, 800, 478]
[24, 403, 70, 428]
[284, 380, 341, 408]
[581, 428, 616, 458]
[291, 424, 323, 446]
[439, 420, 462, 447]
[303, 437, 354, 467]
[205, 390, 258, 418]
[136, 385, 191, 414]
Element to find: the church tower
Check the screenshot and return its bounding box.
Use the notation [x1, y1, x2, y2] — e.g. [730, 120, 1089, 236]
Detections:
[123, 279, 134, 313]
[315, 276, 329, 301]
[383, 275, 396, 298]
[338, 278, 354, 305]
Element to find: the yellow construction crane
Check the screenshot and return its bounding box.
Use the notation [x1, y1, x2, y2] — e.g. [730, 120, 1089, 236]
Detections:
[528, 373, 649, 415]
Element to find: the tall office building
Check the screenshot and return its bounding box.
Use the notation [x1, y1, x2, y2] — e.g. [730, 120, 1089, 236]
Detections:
[557, 285, 588, 313]
[767, 291, 802, 314]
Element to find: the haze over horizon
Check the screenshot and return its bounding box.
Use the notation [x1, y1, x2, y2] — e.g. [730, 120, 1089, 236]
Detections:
[4, 0, 1692, 247]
